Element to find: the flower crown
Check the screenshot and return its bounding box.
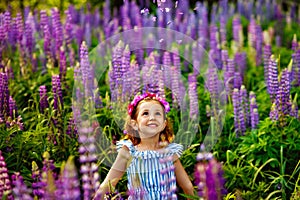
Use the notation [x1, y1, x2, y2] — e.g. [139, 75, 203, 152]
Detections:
[127, 92, 170, 116]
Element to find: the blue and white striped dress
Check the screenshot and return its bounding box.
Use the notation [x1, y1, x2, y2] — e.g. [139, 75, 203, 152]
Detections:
[116, 140, 183, 200]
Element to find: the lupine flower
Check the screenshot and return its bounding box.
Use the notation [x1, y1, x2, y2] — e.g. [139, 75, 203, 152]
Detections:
[163, 51, 172, 88]
[232, 88, 241, 135]
[292, 34, 298, 51]
[11, 173, 33, 200]
[55, 156, 81, 200]
[224, 59, 235, 96]
[239, 85, 249, 133]
[171, 66, 180, 108]
[52, 75, 63, 111]
[268, 55, 279, 100]
[234, 52, 247, 81]
[0, 73, 10, 118]
[232, 15, 243, 49]
[263, 44, 272, 87]
[66, 117, 78, 136]
[59, 47, 67, 82]
[0, 151, 13, 200]
[255, 23, 263, 66]
[8, 96, 17, 120]
[248, 16, 256, 48]
[234, 72, 242, 89]
[290, 99, 299, 119]
[188, 74, 199, 120]
[194, 147, 227, 199]
[291, 49, 300, 86]
[206, 68, 219, 114]
[39, 85, 49, 113]
[249, 91, 259, 129]
[221, 50, 229, 71]
[110, 41, 125, 102]
[78, 127, 100, 200]
[51, 8, 63, 60]
[64, 9, 73, 47]
[270, 102, 279, 121]
[219, 14, 227, 48]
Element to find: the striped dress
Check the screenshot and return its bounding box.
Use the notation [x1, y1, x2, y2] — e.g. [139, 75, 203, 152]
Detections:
[116, 140, 183, 200]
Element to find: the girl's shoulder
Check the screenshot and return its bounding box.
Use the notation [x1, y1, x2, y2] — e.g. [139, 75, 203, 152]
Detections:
[166, 143, 183, 157]
[116, 139, 135, 154]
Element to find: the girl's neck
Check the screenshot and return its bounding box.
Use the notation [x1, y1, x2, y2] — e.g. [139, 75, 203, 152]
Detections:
[137, 137, 161, 151]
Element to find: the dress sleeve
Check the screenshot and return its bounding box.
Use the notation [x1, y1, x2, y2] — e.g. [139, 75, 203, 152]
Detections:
[116, 140, 135, 155]
[166, 143, 183, 158]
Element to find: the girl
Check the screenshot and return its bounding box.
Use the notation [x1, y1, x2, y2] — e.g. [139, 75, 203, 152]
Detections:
[94, 92, 194, 199]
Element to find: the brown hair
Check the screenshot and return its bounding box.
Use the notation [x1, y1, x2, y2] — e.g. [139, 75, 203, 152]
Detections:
[123, 98, 174, 146]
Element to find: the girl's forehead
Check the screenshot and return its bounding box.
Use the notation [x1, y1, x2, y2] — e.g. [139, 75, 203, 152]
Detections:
[138, 101, 164, 110]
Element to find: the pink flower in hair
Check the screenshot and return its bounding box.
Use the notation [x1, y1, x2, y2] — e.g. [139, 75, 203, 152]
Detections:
[127, 93, 170, 116]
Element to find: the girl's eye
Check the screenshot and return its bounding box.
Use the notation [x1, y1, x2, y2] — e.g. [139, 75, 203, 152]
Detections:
[156, 112, 162, 115]
[142, 112, 148, 116]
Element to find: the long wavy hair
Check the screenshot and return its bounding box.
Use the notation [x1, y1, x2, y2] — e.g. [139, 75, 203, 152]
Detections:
[123, 98, 174, 146]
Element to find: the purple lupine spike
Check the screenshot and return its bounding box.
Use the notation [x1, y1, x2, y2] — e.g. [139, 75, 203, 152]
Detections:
[240, 85, 248, 133]
[110, 41, 124, 102]
[121, 45, 131, 102]
[4, 11, 11, 39]
[224, 58, 235, 96]
[206, 68, 219, 114]
[195, 151, 227, 199]
[248, 16, 256, 48]
[270, 102, 278, 121]
[232, 88, 241, 135]
[221, 50, 229, 71]
[234, 52, 247, 81]
[296, 49, 300, 86]
[219, 14, 227, 48]
[78, 127, 100, 200]
[64, 9, 73, 47]
[163, 51, 172, 88]
[172, 47, 181, 72]
[80, 41, 95, 99]
[59, 46, 67, 81]
[278, 69, 291, 116]
[131, 60, 141, 97]
[52, 75, 63, 111]
[275, 35, 281, 47]
[15, 12, 24, 45]
[268, 55, 279, 100]
[263, 44, 272, 87]
[66, 117, 78, 136]
[249, 91, 259, 129]
[292, 34, 298, 51]
[232, 15, 242, 49]
[171, 66, 180, 108]
[188, 74, 199, 120]
[51, 8, 63, 60]
[255, 24, 263, 66]
[0, 73, 10, 118]
[56, 156, 80, 200]
[8, 96, 17, 120]
[43, 24, 52, 61]
[290, 100, 298, 118]
[12, 173, 33, 200]
[234, 72, 242, 89]
[39, 85, 49, 113]
[25, 20, 33, 60]
[39, 10, 48, 30]
[0, 151, 13, 200]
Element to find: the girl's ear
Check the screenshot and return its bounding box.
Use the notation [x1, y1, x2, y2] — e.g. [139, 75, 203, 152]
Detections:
[130, 120, 138, 130]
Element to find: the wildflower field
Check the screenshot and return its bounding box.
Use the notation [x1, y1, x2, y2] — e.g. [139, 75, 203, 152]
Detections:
[0, 0, 300, 199]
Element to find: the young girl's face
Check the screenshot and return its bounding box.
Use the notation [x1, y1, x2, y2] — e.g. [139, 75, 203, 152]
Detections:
[134, 100, 166, 139]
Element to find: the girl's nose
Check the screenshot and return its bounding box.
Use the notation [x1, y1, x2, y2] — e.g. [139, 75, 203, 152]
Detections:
[149, 114, 155, 120]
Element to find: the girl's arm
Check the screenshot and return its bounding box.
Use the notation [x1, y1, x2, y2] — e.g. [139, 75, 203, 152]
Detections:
[174, 158, 195, 199]
[94, 146, 130, 199]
